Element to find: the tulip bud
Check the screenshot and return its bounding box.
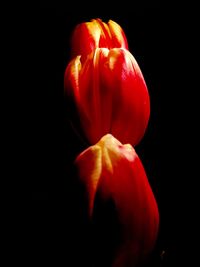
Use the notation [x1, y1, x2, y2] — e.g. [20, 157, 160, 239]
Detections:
[64, 47, 150, 146]
[70, 18, 128, 63]
[75, 134, 159, 267]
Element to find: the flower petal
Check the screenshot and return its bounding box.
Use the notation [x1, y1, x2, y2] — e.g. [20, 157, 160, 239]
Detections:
[75, 134, 159, 266]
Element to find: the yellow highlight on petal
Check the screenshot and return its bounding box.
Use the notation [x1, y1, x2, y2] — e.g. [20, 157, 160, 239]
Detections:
[75, 145, 102, 217]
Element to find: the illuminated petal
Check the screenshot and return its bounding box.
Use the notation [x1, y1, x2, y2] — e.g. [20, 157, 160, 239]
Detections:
[70, 21, 101, 63]
[64, 55, 81, 103]
[105, 48, 150, 145]
[75, 144, 102, 217]
[108, 19, 128, 49]
[64, 48, 150, 146]
[75, 134, 159, 266]
[70, 18, 128, 63]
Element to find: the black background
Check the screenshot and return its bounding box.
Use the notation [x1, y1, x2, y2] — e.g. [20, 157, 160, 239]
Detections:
[28, 3, 198, 266]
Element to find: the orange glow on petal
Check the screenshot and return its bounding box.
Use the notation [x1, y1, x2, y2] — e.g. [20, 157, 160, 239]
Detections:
[64, 47, 150, 146]
[75, 145, 102, 217]
[70, 22, 101, 63]
[102, 48, 150, 145]
[64, 55, 82, 103]
[70, 18, 129, 64]
[75, 134, 159, 266]
[86, 21, 101, 47]
[108, 19, 129, 49]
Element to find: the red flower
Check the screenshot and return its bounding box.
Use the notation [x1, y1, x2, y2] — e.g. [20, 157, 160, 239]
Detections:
[64, 47, 150, 146]
[70, 18, 128, 63]
[75, 134, 159, 267]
